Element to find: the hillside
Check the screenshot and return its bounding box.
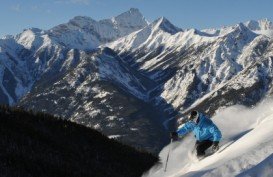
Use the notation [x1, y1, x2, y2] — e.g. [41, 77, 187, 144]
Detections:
[18, 48, 168, 153]
[0, 105, 158, 177]
[144, 99, 273, 177]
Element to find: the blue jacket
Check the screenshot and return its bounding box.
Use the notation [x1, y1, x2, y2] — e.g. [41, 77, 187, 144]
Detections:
[177, 113, 222, 142]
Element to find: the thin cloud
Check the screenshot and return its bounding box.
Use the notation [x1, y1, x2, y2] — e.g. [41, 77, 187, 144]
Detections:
[46, 9, 52, 14]
[71, 0, 90, 5]
[55, 0, 91, 5]
[31, 5, 39, 11]
[11, 4, 21, 12]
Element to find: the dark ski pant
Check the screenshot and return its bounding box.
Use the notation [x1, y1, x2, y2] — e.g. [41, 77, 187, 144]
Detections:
[195, 140, 213, 157]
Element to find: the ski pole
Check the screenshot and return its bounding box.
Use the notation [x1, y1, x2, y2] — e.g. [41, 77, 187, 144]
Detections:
[164, 138, 173, 172]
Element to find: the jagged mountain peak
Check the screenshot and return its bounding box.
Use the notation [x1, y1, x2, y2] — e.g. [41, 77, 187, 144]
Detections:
[129, 7, 141, 13]
[105, 16, 183, 52]
[185, 28, 204, 36]
[110, 8, 148, 28]
[16, 27, 43, 38]
[68, 15, 97, 28]
[236, 22, 248, 29]
[15, 27, 45, 50]
[233, 22, 253, 33]
[68, 8, 148, 29]
[116, 8, 143, 19]
[45, 8, 149, 50]
[224, 22, 257, 39]
[151, 17, 182, 34]
[245, 18, 273, 31]
[24, 27, 43, 33]
[202, 19, 273, 37]
[51, 15, 97, 33]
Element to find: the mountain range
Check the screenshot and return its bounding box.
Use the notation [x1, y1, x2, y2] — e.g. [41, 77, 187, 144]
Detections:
[1, 8, 273, 153]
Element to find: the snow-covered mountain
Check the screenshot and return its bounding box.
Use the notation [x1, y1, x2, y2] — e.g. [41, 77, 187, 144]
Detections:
[1, 8, 273, 154]
[0, 8, 148, 105]
[107, 18, 273, 117]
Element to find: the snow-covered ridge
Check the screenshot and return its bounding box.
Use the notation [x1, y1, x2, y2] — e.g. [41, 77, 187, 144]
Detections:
[105, 16, 184, 53]
[106, 17, 273, 116]
[201, 19, 273, 38]
[48, 8, 148, 50]
[108, 20, 267, 55]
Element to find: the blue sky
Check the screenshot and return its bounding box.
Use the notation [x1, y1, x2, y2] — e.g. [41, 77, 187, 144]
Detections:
[1, 0, 273, 37]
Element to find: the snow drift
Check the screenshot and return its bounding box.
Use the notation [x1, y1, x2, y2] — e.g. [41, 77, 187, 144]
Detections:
[144, 99, 273, 177]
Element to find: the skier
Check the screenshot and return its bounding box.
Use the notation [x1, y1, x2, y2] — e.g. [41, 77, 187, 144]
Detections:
[171, 110, 222, 159]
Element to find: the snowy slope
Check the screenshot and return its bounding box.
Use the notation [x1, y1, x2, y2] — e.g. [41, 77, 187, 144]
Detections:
[144, 99, 273, 177]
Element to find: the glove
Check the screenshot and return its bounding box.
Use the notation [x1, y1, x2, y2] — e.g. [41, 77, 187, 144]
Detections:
[177, 118, 184, 125]
[212, 141, 219, 152]
[170, 132, 178, 141]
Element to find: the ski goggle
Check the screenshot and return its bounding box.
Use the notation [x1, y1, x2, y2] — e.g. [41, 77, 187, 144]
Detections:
[188, 111, 199, 122]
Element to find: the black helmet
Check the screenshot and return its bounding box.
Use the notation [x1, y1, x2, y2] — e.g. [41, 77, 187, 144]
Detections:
[188, 110, 199, 121]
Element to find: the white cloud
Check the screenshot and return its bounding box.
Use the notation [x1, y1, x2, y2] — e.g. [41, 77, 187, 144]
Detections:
[11, 4, 21, 12]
